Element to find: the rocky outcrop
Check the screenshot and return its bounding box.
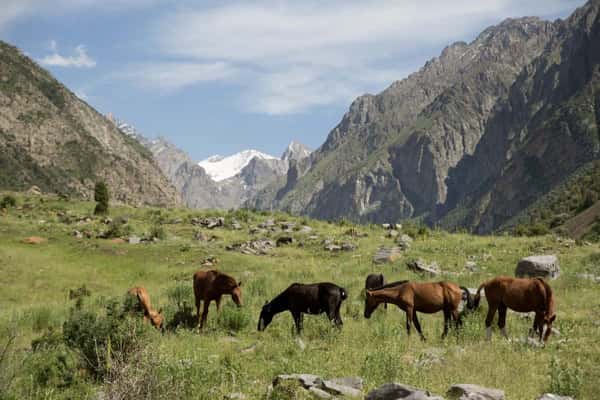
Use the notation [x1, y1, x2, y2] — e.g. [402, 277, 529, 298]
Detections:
[366, 383, 443, 400]
[447, 384, 505, 400]
[0, 41, 180, 206]
[515, 255, 561, 279]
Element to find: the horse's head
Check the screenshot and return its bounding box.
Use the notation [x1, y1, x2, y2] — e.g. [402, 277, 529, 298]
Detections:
[149, 308, 164, 330]
[231, 281, 243, 307]
[258, 302, 273, 331]
[543, 313, 556, 342]
[364, 290, 379, 319]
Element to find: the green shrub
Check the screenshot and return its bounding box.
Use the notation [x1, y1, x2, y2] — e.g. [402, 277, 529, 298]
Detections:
[548, 356, 583, 397]
[93, 181, 109, 215]
[27, 338, 78, 389]
[148, 223, 166, 240]
[62, 299, 148, 379]
[101, 218, 132, 239]
[216, 304, 250, 332]
[0, 195, 17, 209]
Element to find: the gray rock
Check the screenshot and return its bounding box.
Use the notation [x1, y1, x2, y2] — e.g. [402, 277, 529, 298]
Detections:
[465, 261, 478, 272]
[341, 242, 357, 251]
[324, 244, 342, 252]
[374, 247, 402, 264]
[447, 384, 505, 400]
[225, 393, 246, 400]
[72, 230, 83, 239]
[128, 235, 141, 245]
[321, 380, 362, 398]
[387, 230, 399, 238]
[366, 383, 444, 400]
[407, 259, 441, 276]
[398, 234, 413, 250]
[308, 387, 333, 399]
[329, 377, 363, 391]
[299, 225, 313, 233]
[515, 255, 560, 280]
[537, 395, 573, 400]
[273, 374, 322, 389]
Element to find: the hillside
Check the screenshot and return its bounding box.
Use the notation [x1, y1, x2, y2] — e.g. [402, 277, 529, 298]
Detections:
[1, 191, 599, 399]
[254, 0, 600, 234]
[0, 42, 180, 206]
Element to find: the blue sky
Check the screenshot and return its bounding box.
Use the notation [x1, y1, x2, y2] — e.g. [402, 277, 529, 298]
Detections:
[0, 0, 586, 161]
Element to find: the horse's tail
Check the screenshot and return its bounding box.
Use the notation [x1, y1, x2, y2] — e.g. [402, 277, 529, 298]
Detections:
[535, 278, 554, 316]
[460, 286, 475, 311]
[340, 287, 348, 301]
[473, 282, 487, 309]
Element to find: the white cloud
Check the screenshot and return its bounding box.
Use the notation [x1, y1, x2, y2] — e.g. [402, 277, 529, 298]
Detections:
[39, 44, 96, 68]
[146, 0, 585, 114]
[126, 62, 237, 91]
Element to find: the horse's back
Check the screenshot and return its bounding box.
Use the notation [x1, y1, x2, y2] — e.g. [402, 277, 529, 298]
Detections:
[193, 269, 218, 299]
[127, 286, 152, 312]
[485, 276, 547, 312]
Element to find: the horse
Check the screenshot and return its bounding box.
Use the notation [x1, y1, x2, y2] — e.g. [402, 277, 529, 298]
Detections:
[364, 280, 463, 340]
[127, 286, 163, 329]
[258, 282, 347, 334]
[365, 273, 387, 310]
[193, 269, 243, 330]
[473, 276, 556, 342]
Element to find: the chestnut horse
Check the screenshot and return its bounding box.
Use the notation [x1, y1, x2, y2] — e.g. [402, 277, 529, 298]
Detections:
[474, 276, 556, 342]
[127, 286, 163, 329]
[364, 281, 463, 340]
[193, 269, 242, 330]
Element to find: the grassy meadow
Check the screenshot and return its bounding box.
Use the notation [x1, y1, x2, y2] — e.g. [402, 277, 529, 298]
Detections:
[1, 192, 600, 399]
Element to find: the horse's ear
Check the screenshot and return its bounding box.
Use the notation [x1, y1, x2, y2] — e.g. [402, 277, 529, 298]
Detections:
[549, 314, 556, 323]
[238, 281, 242, 287]
[158, 308, 163, 314]
[264, 300, 268, 306]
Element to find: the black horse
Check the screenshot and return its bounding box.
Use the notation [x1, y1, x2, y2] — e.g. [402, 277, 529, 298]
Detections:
[365, 273, 387, 310]
[258, 282, 347, 333]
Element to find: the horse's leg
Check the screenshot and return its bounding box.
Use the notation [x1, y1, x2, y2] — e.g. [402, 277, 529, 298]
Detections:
[452, 309, 462, 330]
[215, 295, 222, 312]
[442, 309, 451, 339]
[334, 301, 343, 328]
[485, 303, 498, 341]
[412, 312, 425, 341]
[195, 298, 202, 328]
[498, 304, 508, 339]
[405, 306, 414, 337]
[200, 300, 210, 330]
[533, 312, 544, 341]
[292, 311, 302, 334]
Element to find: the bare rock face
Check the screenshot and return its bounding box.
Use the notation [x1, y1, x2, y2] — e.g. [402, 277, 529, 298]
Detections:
[537, 394, 574, 400]
[0, 41, 179, 206]
[515, 255, 561, 280]
[366, 383, 444, 400]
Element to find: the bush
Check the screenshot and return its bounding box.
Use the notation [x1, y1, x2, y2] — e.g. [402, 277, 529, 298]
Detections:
[101, 217, 132, 239]
[28, 331, 78, 389]
[148, 223, 166, 240]
[216, 304, 250, 332]
[548, 356, 583, 397]
[0, 195, 17, 209]
[165, 284, 196, 330]
[93, 181, 109, 215]
[62, 298, 148, 379]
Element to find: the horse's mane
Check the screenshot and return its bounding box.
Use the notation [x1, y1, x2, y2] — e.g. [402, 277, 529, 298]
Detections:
[534, 278, 554, 315]
[213, 270, 238, 288]
[372, 280, 409, 290]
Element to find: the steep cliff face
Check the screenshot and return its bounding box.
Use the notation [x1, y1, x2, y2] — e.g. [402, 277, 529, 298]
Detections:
[442, 0, 600, 232]
[269, 15, 559, 223]
[0, 41, 180, 206]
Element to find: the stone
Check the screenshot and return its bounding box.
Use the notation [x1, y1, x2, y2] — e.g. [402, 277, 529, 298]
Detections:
[387, 229, 399, 238]
[201, 256, 219, 267]
[225, 393, 246, 400]
[537, 394, 573, 400]
[308, 387, 333, 399]
[321, 380, 362, 398]
[231, 221, 242, 230]
[345, 228, 368, 237]
[515, 255, 560, 280]
[407, 259, 441, 276]
[324, 244, 342, 252]
[465, 261, 478, 272]
[329, 377, 363, 391]
[341, 242, 357, 251]
[366, 383, 444, 400]
[299, 225, 313, 233]
[398, 234, 413, 250]
[128, 235, 141, 245]
[374, 247, 402, 264]
[273, 374, 322, 389]
[72, 230, 83, 239]
[447, 384, 505, 400]
[22, 236, 46, 245]
[276, 236, 294, 247]
[296, 337, 306, 351]
[249, 227, 268, 235]
[226, 239, 275, 255]
[27, 185, 42, 195]
[414, 348, 445, 368]
[576, 273, 600, 283]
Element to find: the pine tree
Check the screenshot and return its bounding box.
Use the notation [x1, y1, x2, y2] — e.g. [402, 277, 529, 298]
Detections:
[94, 181, 109, 215]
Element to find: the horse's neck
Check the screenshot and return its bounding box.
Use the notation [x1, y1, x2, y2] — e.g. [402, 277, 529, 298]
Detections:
[373, 288, 402, 305]
[268, 294, 290, 315]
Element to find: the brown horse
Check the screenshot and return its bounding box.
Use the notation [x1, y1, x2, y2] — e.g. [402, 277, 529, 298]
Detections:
[364, 281, 463, 340]
[127, 286, 163, 329]
[193, 269, 242, 330]
[474, 276, 556, 342]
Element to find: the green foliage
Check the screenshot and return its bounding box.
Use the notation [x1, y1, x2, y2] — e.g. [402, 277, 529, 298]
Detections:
[62, 298, 148, 379]
[28, 330, 78, 390]
[93, 181, 109, 215]
[216, 304, 251, 332]
[101, 217, 132, 239]
[0, 195, 17, 209]
[548, 356, 583, 397]
[148, 223, 166, 240]
[513, 222, 550, 237]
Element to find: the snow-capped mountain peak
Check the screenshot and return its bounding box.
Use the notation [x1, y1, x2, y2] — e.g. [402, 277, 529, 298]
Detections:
[198, 149, 278, 182]
[281, 140, 312, 162]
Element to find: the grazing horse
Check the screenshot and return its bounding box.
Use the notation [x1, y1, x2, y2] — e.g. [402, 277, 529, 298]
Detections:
[127, 286, 163, 329]
[258, 282, 347, 334]
[365, 273, 387, 310]
[193, 269, 243, 330]
[364, 281, 463, 340]
[474, 276, 556, 342]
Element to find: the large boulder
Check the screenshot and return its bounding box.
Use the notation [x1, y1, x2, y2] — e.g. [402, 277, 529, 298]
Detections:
[374, 247, 402, 264]
[273, 374, 362, 398]
[447, 384, 504, 400]
[407, 259, 441, 276]
[537, 395, 573, 400]
[515, 255, 560, 280]
[366, 383, 444, 400]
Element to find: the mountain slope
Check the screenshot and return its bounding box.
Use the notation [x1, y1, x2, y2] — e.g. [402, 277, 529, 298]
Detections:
[441, 0, 600, 232]
[0, 41, 180, 206]
[267, 15, 559, 223]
